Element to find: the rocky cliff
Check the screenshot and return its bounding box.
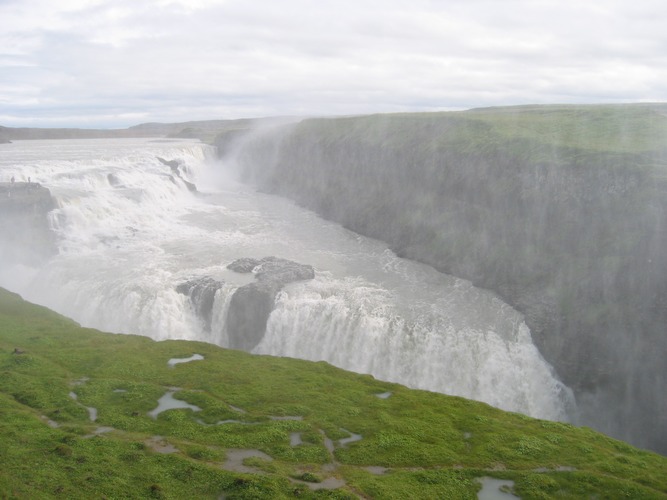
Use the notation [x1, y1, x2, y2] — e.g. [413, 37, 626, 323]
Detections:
[0, 182, 57, 264]
[177, 257, 315, 351]
[222, 104, 667, 453]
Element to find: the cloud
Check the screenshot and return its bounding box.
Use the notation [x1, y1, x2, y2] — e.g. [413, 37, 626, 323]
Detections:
[1, 0, 666, 127]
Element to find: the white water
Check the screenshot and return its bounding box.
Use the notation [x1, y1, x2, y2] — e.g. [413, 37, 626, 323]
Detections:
[0, 138, 575, 421]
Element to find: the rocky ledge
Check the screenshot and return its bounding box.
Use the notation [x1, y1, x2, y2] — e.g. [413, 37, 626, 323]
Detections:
[0, 182, 57, 263]
[227, 257, 315, 351]
[176, 257, 315, 352]
[176, 277, 224, 333]
[157, 157, 197, 192]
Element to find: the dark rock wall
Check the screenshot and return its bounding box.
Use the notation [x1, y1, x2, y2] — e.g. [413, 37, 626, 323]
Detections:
[0, 182, 56, 264]
[224, 109, 667, 452]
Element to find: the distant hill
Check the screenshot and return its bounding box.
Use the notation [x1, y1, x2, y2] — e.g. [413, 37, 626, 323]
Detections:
[0, 117, 293, 144]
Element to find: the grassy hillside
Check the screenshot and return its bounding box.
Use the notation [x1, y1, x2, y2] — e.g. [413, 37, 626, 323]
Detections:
[1, 287, 667, 499]
[229, 104, 667, 453]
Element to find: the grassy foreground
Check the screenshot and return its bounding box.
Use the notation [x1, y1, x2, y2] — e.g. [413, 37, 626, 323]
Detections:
[1, 287, 666, 499]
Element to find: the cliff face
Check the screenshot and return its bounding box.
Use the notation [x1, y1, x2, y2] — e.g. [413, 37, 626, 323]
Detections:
[0, 182, 57, 264]
[224, 105, 667, 453]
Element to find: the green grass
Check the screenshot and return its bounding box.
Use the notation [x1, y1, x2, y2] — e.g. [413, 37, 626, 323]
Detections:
[1, 287, 667, 499]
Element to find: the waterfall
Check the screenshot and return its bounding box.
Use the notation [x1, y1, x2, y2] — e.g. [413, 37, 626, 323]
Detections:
[256, 274, 573, 421]
[0, 137, 576, 424]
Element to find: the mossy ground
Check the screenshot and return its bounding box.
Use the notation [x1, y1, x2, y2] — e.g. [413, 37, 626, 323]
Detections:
[1, 287, 666, 499]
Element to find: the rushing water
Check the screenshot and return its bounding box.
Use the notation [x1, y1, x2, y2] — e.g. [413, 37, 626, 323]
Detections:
[0, 138, 575, 421]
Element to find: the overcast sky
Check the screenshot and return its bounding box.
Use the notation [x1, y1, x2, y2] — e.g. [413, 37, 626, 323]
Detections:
[1, 0, 666, 128]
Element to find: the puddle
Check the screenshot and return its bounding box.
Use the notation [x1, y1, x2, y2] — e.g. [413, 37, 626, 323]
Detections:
[375, 392, 392, 399]
[69, 391, 98, 422]
[338, 428, 363, 447]
[113, 389, 127, 393]
[92, 426, 114, 435]
[305, 477, 346, 491]
[270, 415, 303, 421]
[320, 428, 362, 453]
[533, 466, 576, 472]
[476, 477, 519, 499]
[83, 426, 115, 439]
[146, 436, 180, 454]
[322, 432, 335, 454]
[290, 432, 303, 446]
[40, 416, 60, 428]
[222, 449, 273, 473]
[196, 418, 254, 426]
[87, 407, 98, 422]
[148, 389, 202, 419]
[167, 354, 204, 367]
[229, 405, 246, 413]
[364, 466, 389, 475]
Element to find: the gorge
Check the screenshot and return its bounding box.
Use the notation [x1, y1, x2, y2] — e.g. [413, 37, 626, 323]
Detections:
[220, 104, 667, 453]
[1, 104, 666, 455]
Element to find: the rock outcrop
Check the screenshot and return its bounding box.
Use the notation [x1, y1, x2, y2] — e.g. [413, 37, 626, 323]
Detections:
[157, 157, 197, 192]
[176, 277, 224, 333]
[225, 257, 315, 351]
[0, 182, 57, 264]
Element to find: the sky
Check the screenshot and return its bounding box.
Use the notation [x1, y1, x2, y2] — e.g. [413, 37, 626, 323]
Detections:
[1, 0, 666, 129]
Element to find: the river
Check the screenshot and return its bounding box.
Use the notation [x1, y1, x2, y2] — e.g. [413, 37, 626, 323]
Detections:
[0, 137, 575, 421]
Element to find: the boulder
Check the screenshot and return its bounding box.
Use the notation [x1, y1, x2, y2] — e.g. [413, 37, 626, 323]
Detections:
[176, 277, 224, 333]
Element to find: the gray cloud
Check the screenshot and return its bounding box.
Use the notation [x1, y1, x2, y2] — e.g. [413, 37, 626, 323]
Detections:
[1, 0, 666, 127]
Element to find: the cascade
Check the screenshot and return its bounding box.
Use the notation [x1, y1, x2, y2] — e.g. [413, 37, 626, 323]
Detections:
[0, 138, 575, 423]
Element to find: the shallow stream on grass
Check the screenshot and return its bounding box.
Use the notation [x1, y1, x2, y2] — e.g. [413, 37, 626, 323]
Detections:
[0, 138, 574, 422]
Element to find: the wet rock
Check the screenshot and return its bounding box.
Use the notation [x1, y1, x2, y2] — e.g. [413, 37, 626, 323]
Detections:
[157, 157, 181, 172]
[107, 173, 122, 187]
[226, 282, 275, 351]
[226, 257, 314, 351]
[227, 257, 261, 273]
[0, 182, 57, 264]
[157, 157, 197, 192]
[176, 277, 224, 332]
[253, 256, 316, 283]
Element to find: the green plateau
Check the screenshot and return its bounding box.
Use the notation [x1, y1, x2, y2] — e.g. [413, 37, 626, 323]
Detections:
[1, 287, 666, 499]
